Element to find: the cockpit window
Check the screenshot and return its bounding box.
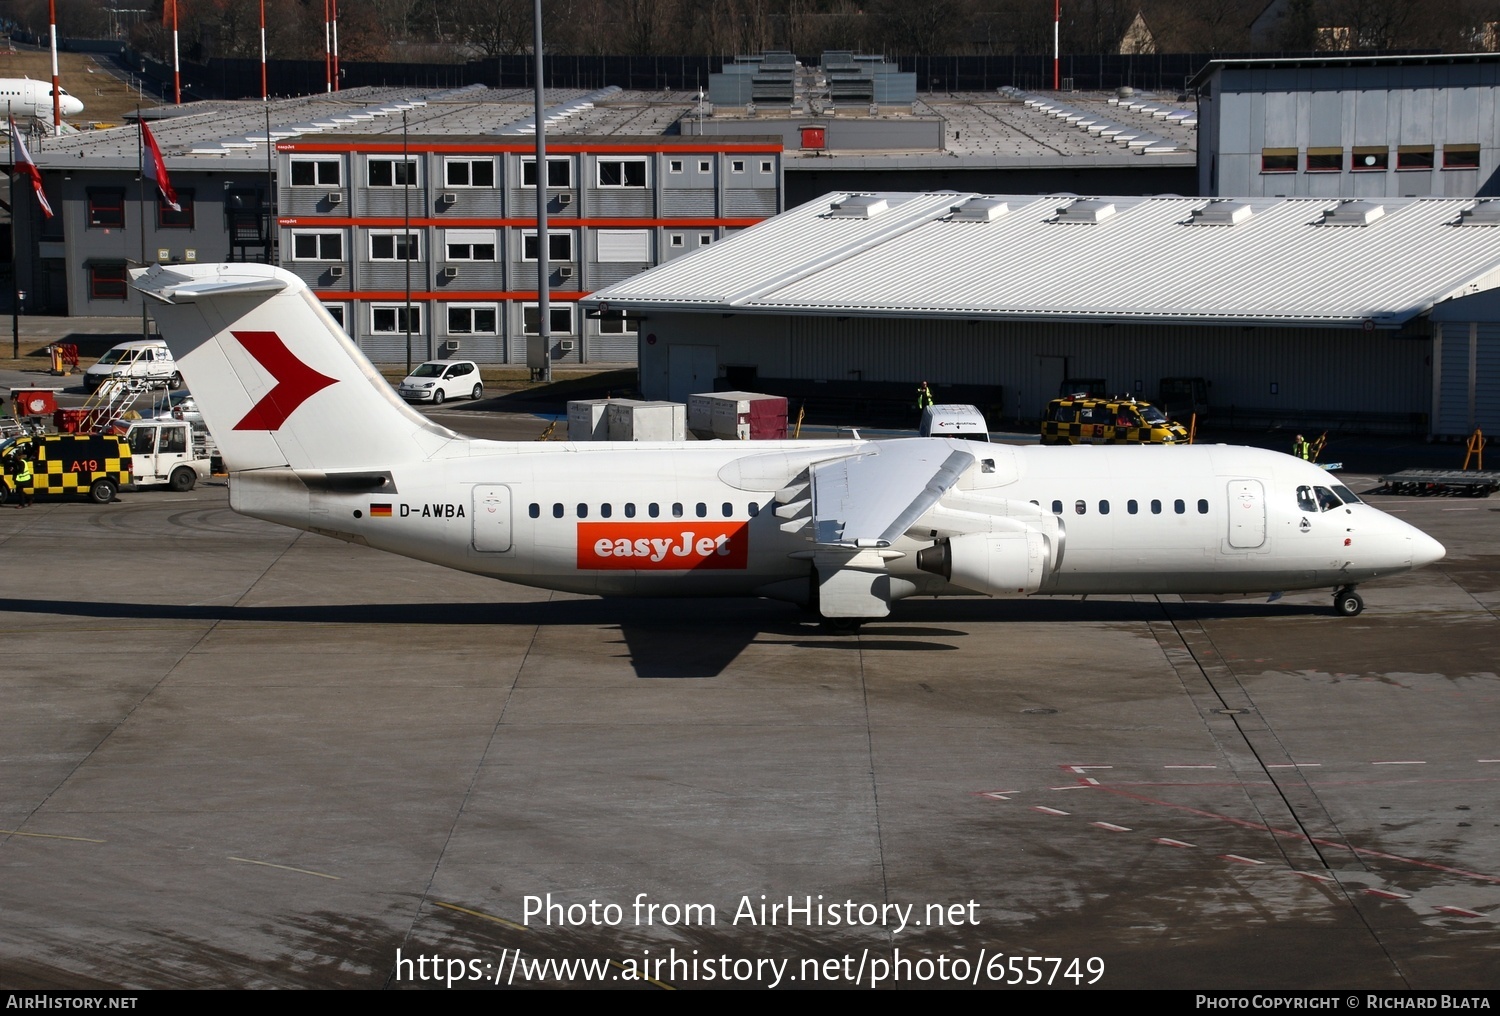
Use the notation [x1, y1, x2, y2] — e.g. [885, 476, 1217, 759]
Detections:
[1296, 485, 1316, 512]
[1315, 486, 1342, 511]
[1330, 484, 1361, 505]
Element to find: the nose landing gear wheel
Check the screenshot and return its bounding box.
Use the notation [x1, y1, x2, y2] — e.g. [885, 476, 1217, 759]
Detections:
[1333, 588, 1364, 617]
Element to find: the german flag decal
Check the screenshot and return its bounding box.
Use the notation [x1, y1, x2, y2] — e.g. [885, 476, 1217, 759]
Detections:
[370, 503, 393, 518]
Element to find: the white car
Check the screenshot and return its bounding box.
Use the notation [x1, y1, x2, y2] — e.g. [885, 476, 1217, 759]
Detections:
[84, 339, 182, 393]
[396, 360, 482, 405]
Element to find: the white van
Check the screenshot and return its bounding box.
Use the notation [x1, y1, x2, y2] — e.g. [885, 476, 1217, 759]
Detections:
[919, 404, 990, 442]
[84, 340, 182, 393]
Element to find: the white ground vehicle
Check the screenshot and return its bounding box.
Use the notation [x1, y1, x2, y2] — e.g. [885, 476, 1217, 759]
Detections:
[120, 419, 213, 492]
[84, 340, 182, 394]
[396, 360, 482, 405]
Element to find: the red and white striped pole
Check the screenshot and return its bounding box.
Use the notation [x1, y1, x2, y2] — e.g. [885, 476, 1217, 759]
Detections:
[172, 0, 181, 104]
[323, 0, 332, 92]
[1053, 0, 1060, 90]
[331, 0, 339, 92]
[48, 0, 60, 133]
[260, 0, 267, 100]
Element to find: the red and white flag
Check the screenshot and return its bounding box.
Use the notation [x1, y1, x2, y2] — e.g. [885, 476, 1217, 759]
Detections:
[9, 117, 53, 219]
[140, 120, 180, 212]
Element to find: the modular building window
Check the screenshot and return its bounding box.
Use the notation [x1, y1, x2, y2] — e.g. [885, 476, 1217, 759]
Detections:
[521, 157, 572, 188]
[444, 229, 496, 261]
[522, 231, 574, 262]
[447, 305, 499, 334]
[372, 304, 422, 333]
[87, 189, 126, 228]
[1305, 147, 1342, 172]
[368, 157, 420, 187]
[369, 230, 421, 261]
[444, 158, 495, 187]
[157, 191, 194, 228]
[597, 158, 647, 188]
[522, 303, 575, 334]
[292, 231, 345, 260]
[1260, 148, 1297, 173]
[290, 158, 341, 186]
[88, 263, 128, 300]
[1444, 144, 1481, 169]
[1396, 146, 1434, 170]
[598, 310, 637, 334]
[1351, 147, 1388, 171]
[322, 302, 348, 329]
[597, 229, 650, 262]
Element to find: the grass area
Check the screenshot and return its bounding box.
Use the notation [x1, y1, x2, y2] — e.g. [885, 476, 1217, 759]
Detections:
[0, 48, 158, 127]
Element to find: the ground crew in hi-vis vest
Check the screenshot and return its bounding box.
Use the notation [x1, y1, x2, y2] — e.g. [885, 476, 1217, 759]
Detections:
[917, 382, 933, 410]
[9, 447, 34, 507]
[1294, 434, 1311, 460]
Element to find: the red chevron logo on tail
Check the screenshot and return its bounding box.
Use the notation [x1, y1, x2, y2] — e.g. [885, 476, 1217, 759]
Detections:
[230, 330, 339, 431]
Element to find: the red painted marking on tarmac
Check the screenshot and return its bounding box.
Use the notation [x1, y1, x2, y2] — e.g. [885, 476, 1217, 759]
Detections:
[1221, 854, 1266, 866]
[1091, 822, 1131, 832]
[1434, 906, 1483, 918]
[1083, 782, 1500, 886]
[1155, 838, 1195, 848]
[1032, 806, 1069, 816]
[1364, 888, 1411, 899]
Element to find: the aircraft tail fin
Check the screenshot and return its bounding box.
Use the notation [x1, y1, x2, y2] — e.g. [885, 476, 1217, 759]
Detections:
[131, 263, 460, 473]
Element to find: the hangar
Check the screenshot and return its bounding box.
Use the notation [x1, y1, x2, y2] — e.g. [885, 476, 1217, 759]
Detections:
[584, 191, 1500, 438]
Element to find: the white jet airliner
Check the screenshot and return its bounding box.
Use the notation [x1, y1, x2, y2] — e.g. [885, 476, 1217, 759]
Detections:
[0, 78, 83, 119]
[130, 263, 1445, 625]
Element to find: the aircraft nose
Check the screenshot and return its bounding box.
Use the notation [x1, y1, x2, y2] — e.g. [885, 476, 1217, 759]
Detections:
[1410, 531, 1446, 569]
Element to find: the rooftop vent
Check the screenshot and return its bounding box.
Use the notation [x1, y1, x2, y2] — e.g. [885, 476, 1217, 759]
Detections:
[1459, 200, 1500, 226]
[949, 198, 1009, 222]
[1191, 201, 1252, 226]
[1321, 200, 1385, 227]
[827, 195, 888, 218]
[1055, 199, 1116, 224]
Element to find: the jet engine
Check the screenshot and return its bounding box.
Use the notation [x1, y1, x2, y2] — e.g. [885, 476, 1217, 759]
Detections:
[916, 530, 1052, 597]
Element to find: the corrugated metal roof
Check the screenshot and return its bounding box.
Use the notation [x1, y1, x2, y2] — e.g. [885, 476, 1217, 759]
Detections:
[586, 192, 1500, 328]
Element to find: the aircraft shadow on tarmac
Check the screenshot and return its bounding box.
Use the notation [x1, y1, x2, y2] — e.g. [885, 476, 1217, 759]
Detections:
[3, 596, 1328, 679]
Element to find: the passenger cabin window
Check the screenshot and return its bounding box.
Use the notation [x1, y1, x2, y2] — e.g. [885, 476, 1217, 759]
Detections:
[625, 503, 637, 518]
[1151, 499, 1162, 514]
[1174, 499, 1185, 514]
[1051, 500, 1063, 515]
[1075, 500, 1086, 515]
[1197, 499, 1209, 514]
[1127, 499, 1139, 514]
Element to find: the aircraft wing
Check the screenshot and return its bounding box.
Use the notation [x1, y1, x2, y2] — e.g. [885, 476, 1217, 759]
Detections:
[808, 440, 977, 547]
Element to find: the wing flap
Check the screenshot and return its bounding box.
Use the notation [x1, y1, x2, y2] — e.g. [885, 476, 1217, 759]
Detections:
[809, 440, 978, 548]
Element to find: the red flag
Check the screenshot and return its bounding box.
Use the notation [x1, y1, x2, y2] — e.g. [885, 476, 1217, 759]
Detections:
[9, 117, 53, 219]
[140, 120, 180, 212]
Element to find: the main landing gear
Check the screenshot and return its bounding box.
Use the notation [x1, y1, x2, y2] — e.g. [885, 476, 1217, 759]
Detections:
[1333, 586, 1364, 617]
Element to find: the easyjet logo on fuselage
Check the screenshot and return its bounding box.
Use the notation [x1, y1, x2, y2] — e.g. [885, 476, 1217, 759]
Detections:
[230, 330, 339, 431]
[577, 522, 749, 570]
